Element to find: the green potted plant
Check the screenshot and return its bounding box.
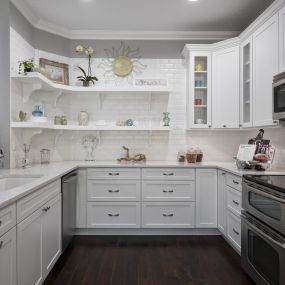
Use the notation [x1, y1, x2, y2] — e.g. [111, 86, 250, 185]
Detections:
[75, 45, 99, 87]
[18, 59, 35, 75]
[76, 66, 98, 87]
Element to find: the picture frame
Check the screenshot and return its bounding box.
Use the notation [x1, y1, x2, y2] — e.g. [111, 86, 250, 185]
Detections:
[39, 58, 69, 85]
[133, 78, 168, 87]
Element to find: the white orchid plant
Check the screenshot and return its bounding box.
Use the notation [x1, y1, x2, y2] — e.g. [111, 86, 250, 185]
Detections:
[75, 45, 98, 86]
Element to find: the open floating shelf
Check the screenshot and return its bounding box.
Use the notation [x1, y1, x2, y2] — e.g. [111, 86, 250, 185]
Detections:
[11, 122, 171, 131]
[11, 72, 172, 94]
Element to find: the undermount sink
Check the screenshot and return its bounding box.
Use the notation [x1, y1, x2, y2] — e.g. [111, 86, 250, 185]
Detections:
[0, 175, 43, 191]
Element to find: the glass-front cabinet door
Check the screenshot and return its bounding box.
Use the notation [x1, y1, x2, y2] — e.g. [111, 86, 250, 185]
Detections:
[189, 52, 212, 129]
[240, 37, 253, 127]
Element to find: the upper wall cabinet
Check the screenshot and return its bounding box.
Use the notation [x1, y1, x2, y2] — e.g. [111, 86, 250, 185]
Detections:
[240, 37, 253, 128]
[279, 6, 285, 72]
[212, 43, 240, 129]
[185, 49, 212, 129]
[252, 13, 279, 127]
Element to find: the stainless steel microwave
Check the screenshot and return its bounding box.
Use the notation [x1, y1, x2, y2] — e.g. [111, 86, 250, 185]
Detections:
[273, 72, 285, 120]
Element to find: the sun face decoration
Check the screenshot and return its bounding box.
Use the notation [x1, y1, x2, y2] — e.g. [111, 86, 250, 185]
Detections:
[98, 41, 147, 84]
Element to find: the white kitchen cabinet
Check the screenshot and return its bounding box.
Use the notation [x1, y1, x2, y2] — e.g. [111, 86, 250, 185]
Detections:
[0, 227, 17, 285]
[87, 202, 141, 228]
[17, 193, 62, 285]
[212, 44, 240, 128]
[196, 169, 218, 228]
[279, 6, 285, 72]
[217, 170, 227, 236]
[240, 37, 253, 128]
[142, 202, 195, 228]
[183, 46, 213, 129]
[227, 211, 241, 253]
[42, 194, 62, 279]
[253, 13, 279, 127]
[17, 206, 43, 285]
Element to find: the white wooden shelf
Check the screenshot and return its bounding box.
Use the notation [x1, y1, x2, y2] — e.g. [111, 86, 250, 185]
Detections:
[194, 105, 207, 108]
[194, 87, 207, 89]
[195, 71, 208, 73]
[11, 72, 172, 94]
[11, 122, 171, 132]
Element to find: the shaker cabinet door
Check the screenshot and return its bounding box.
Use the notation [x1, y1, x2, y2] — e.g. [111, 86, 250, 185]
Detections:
[196, 169, 218, 228]
[217, 170, 227, 236]
[0, 227, 17, 285]
[212, 45, 240, 129]
[252, 13, 279, 127]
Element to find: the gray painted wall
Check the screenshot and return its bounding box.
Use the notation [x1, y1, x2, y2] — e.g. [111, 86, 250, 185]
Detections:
[10, 4, 214, 59]
[0, 0, 10, 168]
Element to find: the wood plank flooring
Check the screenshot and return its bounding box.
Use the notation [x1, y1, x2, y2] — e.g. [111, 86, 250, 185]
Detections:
[44, 236, 255, 285]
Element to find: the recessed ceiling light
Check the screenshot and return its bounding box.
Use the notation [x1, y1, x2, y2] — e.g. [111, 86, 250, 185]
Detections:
[188, 0, 199, 2]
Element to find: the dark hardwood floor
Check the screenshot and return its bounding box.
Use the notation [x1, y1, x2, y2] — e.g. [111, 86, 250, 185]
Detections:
[44, 235, 255, 285]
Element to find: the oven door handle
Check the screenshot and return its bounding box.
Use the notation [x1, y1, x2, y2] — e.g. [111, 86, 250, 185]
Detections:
[246, 184, 285, 204]
[244, 217, 285, 249]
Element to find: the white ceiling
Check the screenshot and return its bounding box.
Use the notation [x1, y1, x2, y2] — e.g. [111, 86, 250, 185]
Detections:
[11, 0, 274, 39]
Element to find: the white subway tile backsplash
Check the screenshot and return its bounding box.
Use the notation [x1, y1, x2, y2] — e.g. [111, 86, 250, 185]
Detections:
[9, 28, 285, 167]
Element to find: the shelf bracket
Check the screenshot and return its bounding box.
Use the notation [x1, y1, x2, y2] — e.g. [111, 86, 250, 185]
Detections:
[98, 92, 102, 110]
[22, 82, 42, 103]
[148, 130, 152, 146]
[53, 90, 63, 107]
[53, 130, 64, 148]
[148, 92, 152, 112]
[21, 128, 43, 145]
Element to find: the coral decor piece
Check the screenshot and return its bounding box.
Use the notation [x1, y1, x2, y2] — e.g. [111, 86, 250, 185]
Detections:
[117, 146, 146, 162]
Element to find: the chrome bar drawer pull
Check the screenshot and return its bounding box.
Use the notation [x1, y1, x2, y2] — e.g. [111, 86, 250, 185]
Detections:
[108, 213, 120, 217]
[233, 228, 240, 235]
[0, 220, 2, 226]
[163, 173, 174, 176]
[233, 200, 240, 206]
[108, 190, 120, 193]
[0, 241, 3, 248]
[108, 173, 120, 176]
[163, 213, 174, 217]
[163, 190, 174, 193]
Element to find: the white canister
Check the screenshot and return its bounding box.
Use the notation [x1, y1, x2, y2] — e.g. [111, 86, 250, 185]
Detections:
[78, 111, 89, 126]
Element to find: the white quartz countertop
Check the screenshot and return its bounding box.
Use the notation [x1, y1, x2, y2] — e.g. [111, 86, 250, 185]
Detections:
[0, 160, 285, 210]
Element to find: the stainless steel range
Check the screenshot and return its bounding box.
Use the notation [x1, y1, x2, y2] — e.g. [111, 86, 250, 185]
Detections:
[242, 175, 285, 285]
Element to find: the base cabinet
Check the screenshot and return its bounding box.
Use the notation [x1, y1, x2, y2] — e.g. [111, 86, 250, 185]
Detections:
[17, 193, 62, 285]
[196, 169, 218, 228]
[0, 227, 17, 285]
[217, 170, 227, 236]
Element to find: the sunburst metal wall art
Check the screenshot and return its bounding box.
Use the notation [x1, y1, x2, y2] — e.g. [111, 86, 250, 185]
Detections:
[98, 41, 147, 84]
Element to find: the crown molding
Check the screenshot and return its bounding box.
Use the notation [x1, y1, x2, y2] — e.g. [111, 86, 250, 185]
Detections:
[11, 0, 239, 41]
[240, 0, 285, 41]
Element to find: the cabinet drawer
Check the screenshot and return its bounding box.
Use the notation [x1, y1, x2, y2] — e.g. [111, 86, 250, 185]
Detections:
[142, 181, 195, 202]
[142, 202, 195, 228]
[88, 168, 140, 180]
[142, 168, 195, 180]
[227, 186, 241, 216]
[226, 174, 242, 192]
[0, 204, 16, 237]
[87, 202, 140, 228]
[17, 180, 61, 222]
[88, 180, 141, 201]
[227, 211, 241, 252]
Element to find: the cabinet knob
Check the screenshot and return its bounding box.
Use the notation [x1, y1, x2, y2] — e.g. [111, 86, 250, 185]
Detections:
[0, 220, 2, 226]
[108, 189, 120, 193]
[233, 200, 240, 206]
[221, 172, 226, 176]
[273, 120, 279, 124]
[223, 125, 227, 128]
[233, 180, 239, 185]
[208, 125, 212, 128]
[233, 228, 240, 235]
[0, 241, 3, 248]
[108, 213, 119, 217]
[163, 213, 174, 217]
[163, 190, 174, 193]
[239, 124, 243, 127]
[163, 173, 174, 176]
